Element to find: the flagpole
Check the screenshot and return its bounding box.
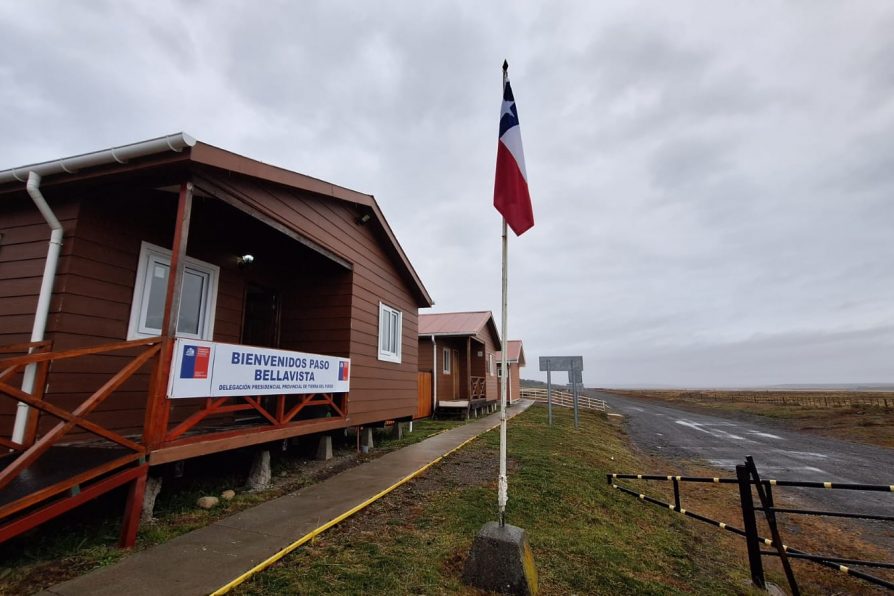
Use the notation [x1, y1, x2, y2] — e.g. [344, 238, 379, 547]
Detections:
[499, 217, 509, 527]
[462, 59, 537, 595]
[497, 61, 510, 528]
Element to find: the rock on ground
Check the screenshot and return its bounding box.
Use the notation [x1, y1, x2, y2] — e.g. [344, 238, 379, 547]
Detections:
[196, 496, 219, 509]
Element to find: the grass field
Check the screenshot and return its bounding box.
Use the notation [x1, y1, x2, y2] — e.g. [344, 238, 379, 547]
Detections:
[606, 389, 894, 448]
[233, 405, 892, 595]
[234, 406, 758, 595]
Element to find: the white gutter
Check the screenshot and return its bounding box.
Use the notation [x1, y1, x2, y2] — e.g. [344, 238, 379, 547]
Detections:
[11, 172, 63, 443]
[431, 335, 438, 412]
[0, 132, 196, 185]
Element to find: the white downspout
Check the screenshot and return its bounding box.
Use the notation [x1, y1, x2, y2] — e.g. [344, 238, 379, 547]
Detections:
[431, 335, 437, 413]
[11, 172, 63, 443]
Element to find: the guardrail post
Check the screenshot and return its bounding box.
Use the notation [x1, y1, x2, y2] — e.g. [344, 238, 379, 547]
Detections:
[672, 477, 681, 511]
[746, 457, 799, 595]
[737, 464, 765, 590]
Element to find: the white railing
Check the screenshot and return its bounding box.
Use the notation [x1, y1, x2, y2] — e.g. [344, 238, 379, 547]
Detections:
[519, 387, 606, 412]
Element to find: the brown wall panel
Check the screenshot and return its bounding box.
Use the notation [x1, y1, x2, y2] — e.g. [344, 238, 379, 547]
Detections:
[208, 175, 424, 422]
[0, 195, 79, 432]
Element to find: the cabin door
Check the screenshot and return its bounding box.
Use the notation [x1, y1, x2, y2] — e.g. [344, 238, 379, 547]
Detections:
[242, 284, 281, 347]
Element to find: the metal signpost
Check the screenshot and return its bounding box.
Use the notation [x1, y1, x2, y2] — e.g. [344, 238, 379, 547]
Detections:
[545, 359, 552, 424]
[539, 356, 584, 427]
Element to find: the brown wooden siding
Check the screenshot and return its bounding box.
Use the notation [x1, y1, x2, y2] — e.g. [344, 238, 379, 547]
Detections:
[420, 327, 500, 404]
[469, 334, 500, 403]
[0, 194, 79, 433]
[0, 196, 79, 347]
[510, 364, 521, 402]
[498, 362, 522, 402]
[210, 173, 421, 425]
[425, 337, 466, 401]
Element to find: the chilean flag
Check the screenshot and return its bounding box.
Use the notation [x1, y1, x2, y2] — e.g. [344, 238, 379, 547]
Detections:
[494, 67, 534, 236]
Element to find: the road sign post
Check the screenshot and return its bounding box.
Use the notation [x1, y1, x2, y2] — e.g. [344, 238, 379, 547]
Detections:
[539, 356, 584, 427]
[546, 359, 552, 425]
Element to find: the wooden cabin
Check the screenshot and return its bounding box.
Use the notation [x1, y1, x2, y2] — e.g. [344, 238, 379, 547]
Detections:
[496, 340, 526, 404]
[417, 311, 501, 419]
[0, 132, 432, 546]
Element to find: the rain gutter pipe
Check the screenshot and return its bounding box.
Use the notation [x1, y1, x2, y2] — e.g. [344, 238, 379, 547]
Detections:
[7, 133, 196, 444]
[11, 172, 63, 443]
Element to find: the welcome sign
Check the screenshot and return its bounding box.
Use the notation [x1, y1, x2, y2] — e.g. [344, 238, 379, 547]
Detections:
[168, 339, 350, 399]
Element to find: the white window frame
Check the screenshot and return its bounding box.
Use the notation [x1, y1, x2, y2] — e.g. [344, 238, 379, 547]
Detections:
[127, 241, 219, 341]
[442, 347, 451, 374]
[377, 302, 402, 363]
[489, 353, 496, 376]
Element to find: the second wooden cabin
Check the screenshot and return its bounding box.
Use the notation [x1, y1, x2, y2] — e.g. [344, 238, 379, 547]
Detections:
[417, 311, 501, 419]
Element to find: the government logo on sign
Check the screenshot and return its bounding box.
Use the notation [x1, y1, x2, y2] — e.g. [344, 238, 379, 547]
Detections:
[180, 345, 211, 379]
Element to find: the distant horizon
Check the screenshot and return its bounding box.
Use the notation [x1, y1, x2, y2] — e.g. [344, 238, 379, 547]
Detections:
[520, 378, 894, 391]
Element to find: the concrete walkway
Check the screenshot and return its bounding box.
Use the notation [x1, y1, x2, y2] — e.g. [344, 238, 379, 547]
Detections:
[42, 400, 533, 596]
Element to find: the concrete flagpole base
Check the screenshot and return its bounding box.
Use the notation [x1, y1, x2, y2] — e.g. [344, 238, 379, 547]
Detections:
[463, 521, 538, 595]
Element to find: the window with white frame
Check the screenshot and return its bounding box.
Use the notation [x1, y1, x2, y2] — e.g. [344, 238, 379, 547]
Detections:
[442, 347, 451, 374]
[127, 242, 219, 340]
[489, 353, 496, 376]
[377, 303, 402, 363]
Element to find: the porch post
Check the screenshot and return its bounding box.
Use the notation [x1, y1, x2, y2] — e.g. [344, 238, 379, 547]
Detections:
[431, 336, 438, 412]
[466, 337, 472, 399]
[144, 181, 193, 449]
[120, 465, 149, 547]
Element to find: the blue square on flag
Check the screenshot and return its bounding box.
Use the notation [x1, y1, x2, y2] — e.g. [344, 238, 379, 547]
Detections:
[180, 345, 211, 379]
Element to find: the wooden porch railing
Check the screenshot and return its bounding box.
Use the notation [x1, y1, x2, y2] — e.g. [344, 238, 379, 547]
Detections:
[163, 392, 347, 443]
[471, 376, 486, 400]
[0, 336, 350, 545]
[0, 338, 161, 492]
[0, 337, 161, 546]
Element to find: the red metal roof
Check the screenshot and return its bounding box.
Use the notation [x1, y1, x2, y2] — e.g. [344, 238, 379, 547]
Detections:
[419, 311, 492, 335]
[0, 133, 433, 307]
[496, 340, 525, 365]
[418, 311, 502, 350]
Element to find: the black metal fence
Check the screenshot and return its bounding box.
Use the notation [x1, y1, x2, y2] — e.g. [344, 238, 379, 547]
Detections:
[607, 456, 894, 593]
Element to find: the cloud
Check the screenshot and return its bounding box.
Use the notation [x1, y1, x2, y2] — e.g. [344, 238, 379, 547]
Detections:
[1, 2, 892, 387]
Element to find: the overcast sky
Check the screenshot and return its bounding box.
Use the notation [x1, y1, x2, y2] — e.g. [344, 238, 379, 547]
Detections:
[2, 2, 892, 387]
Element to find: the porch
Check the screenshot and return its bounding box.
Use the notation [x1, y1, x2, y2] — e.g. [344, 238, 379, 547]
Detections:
[0, 178, 359, 547]
[0, 334, 350, 547]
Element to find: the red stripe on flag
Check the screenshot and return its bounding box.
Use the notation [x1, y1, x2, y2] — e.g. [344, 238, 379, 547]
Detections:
[494, 141, 534, 236]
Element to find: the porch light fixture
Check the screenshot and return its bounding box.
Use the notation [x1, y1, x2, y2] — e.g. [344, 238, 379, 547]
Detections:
[238, 254, 255, 266]
[356, 212, 371, 225]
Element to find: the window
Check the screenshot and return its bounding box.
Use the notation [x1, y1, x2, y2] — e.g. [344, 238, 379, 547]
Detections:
[489, 353, 496, 376]
[442, 347, 451, 374]
[128, 242, 219, 340]
[377, 303, 402, 363]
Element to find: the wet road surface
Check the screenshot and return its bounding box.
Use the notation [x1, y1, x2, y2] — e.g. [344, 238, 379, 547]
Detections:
[597, 391, 894, 523]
